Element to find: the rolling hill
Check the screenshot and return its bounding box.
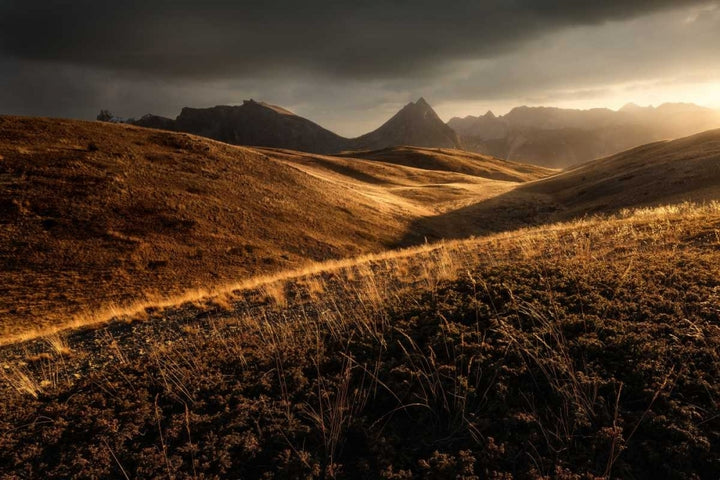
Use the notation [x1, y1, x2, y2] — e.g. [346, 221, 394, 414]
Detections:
[4, 116, 720, 341]
[526, 127, 720, 215]
[0, 116, 549, 340]
[402, 127, 720, 241]
[338, 145, 552, 182]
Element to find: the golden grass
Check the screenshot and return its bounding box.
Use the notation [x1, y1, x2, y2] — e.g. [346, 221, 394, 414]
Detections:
[3, 201, 718, 349]
[1, 366, 42, 398]
[43, 333, 72, 357]
[1, 116, 561, 341]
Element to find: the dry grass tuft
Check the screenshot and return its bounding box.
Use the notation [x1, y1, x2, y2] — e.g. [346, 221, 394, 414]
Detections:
[262, 281, 288, 308]
[44, 333, 72, 357]
[2, 366, 42, 398]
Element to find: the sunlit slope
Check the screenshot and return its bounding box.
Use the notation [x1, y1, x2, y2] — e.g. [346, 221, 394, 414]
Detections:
[260, 147, 543, 217]
[396, 128, 720, 240]
[338, 145, 555, 182]
[0, 117, 408, 335]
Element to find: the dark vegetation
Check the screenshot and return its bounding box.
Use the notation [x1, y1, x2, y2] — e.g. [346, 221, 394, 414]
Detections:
[2, 206, 719, 478]
[128, 98, 460, 155]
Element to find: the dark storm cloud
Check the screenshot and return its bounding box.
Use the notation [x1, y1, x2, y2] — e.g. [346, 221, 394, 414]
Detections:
[0, 0, 706, 79]
[1, 0, 718, 133]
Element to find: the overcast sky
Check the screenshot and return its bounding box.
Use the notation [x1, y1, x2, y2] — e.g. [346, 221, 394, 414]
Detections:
[1, 0, 719, 136]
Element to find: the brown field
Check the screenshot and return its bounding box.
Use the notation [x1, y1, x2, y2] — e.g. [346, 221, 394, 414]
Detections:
[0, 116, 551, 340]
[2, 118, 720, 478]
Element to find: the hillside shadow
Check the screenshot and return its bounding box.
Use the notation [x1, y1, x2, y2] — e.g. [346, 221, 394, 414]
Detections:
[397, 186, 563, 245]
[397, 168, 720, 245]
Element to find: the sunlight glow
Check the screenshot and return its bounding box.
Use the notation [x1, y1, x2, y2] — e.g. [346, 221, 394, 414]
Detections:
[437, 79, 720, 120]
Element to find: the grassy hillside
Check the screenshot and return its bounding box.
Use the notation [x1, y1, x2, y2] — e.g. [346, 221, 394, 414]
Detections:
[3, 118, 720, 478]
[2, 203, 719, 478]
[263, 147, 544, 218]
[339, 146, 554, 182]
[527, 128, 720, 215]
[0, 116, 547, 341]
[404, 128, 720, 241]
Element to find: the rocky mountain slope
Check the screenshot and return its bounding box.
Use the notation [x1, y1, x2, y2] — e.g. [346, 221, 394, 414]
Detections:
[350, 98, 461, 150]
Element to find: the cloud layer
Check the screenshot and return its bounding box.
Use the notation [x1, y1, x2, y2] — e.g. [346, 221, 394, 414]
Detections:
[0, 0, 718, 135]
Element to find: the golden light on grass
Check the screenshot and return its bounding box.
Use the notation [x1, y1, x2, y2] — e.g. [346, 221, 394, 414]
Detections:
[3, 201, 718, 349]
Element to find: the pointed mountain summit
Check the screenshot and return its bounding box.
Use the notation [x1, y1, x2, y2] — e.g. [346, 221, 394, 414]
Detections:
[130, 97, 461, 153]
[350, 98, 461, 150]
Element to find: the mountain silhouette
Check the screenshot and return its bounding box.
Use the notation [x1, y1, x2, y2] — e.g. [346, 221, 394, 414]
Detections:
[130, 98, 460, 153]
[351, 98, 461, 150]
[449, 103, 720, 168]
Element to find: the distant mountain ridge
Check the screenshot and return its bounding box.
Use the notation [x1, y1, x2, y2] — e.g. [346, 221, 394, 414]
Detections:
[449, 103, 720, 168]
[132, 98, 461, 154]
[130, 99, 720, 168]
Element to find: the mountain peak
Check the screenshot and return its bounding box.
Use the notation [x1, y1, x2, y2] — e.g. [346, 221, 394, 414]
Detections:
[400, 97, 433, 114]
[353, 97, 460, 150]
[619, 102, 653, 113]
[400, 97, 441, 119]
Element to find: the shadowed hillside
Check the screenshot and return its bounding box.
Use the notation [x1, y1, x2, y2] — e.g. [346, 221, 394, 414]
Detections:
[131, 98, 461, 153]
